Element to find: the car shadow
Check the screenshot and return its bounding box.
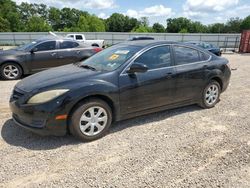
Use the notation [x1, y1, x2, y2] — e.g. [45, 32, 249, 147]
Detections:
[1, 105, 202, 150]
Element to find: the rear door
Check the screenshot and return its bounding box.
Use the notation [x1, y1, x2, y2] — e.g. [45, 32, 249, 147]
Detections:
[29, 41, 59, 72]
[173, 45, 211, 102]
[57, 40, 82, 65]
[119, 45, 177, 115]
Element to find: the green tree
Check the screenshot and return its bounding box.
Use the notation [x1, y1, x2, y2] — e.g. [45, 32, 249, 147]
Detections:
[75, 15, 89, 31]
[25, 16, 52, 32]
[225, 17, 242, 33]
[166, 17, 192, 33]
[140, 17, 149, 27]
[87, 15, 105, 32]
[106, 13, 126, 32]
[0, 0, 22, 31]
[0, 17, 10, 31]
[240, 15, 250, 31]
[152, 23, 165, 33]
[123, 16, 140, 32]
[48, 7, 61, 31]
[189, 21, 207, 33]
[208, 23, 226, 33]
[132, 25, 153, 33]
[179, 28, 188, 33]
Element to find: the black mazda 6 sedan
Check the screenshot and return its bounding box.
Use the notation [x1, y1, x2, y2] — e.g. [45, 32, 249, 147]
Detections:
[9, 40, 231, 141]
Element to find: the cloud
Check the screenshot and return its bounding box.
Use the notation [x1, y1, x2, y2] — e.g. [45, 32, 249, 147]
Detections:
[184, 0, 239, 13]
[125, 5, 173, 18]
[14, 0, 117, 9]
[84, 0, 117, 9]
[181, 0, 250, 24]
[98, 12, 109, 19]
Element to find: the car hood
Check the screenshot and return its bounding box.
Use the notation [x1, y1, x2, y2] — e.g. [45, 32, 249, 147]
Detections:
[0, 49, 25, 56]
[16, 64, 102, 92]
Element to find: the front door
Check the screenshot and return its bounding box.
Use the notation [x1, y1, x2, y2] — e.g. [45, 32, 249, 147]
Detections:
[119, 45, 177, 116]
[29, 41, 59, 72]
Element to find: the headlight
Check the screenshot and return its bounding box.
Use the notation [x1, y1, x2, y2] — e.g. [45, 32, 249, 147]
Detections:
[27, 89, 69, 104]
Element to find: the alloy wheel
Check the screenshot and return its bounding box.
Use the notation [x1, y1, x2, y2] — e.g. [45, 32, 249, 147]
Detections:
[3, 65, 19, 79]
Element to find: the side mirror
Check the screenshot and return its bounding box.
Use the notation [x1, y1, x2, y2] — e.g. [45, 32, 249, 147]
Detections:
[126, 63, 148, 74]
[30, 47, 38, 53]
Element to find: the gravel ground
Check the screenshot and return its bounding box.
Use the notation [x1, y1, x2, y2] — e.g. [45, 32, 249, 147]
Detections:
[0, 54, 250, 188]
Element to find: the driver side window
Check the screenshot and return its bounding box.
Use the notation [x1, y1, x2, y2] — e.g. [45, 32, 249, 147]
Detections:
[135, 46, 171, 69]
[35, 41, 56, 52]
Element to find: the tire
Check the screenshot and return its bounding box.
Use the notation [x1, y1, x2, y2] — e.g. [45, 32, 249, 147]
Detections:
[199, 80, 221, 109]
[0, 62, 23, 80]
[69, 99, 112, 142]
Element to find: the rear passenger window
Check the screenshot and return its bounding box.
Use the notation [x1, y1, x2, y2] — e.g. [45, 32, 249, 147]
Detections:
[174, 46, 200, 65]
[59, 41, 79, 49]
[200, 52, 211, 61]
[135, 46, 171, 69]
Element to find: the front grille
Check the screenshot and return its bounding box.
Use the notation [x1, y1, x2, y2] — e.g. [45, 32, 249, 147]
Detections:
[12, 88, 25, 100]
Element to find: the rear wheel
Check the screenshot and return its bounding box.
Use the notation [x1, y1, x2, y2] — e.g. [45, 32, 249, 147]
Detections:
[0, 63, 22, 80]
[199, 80, 221, 108]
[69, 99, 112, 142]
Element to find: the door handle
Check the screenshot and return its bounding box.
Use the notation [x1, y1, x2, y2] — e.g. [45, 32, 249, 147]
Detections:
[203, 65, 208, 68]
[51, 52, 57, 56]
[76, 51, 81, 54]
[166, 72, 173, 79]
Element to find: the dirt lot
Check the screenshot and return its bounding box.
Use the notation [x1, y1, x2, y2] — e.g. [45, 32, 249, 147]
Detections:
[0, 54, 250, 187]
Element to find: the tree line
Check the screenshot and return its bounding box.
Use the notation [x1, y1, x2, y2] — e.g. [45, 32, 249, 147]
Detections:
[0, 0, 250, 33]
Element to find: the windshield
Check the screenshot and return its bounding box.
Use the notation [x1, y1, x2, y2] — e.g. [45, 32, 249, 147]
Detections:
[16, 41, 37, 51]
[78, 45, 141, 71]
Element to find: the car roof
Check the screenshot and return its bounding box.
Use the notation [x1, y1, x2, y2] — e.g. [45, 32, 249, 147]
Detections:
[35, 36, 75, 42]
[118, 40, 199, 48]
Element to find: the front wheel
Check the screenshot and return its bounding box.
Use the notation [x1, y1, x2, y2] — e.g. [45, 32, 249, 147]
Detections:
[69, 99, 112, 142]
[199, 80, 221, 109]
[0, 63, 22, 80]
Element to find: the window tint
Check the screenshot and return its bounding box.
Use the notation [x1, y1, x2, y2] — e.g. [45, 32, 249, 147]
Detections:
[35, 41, 56, 51]
[59, 41, 79, 49]
[76, 35, 83, 40]
[135, 46, 171, 69]
[174, 46, 200, 65]
[200, 52, 210, 61]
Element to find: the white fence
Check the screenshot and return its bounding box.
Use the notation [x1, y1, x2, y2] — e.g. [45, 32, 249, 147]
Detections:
[0, 32, 241, 49]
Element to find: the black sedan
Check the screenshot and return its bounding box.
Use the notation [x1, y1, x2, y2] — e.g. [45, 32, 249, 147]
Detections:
[186, 41, 222, 56]
[0, 37, 102, 80]
[10, 41, 231, 141]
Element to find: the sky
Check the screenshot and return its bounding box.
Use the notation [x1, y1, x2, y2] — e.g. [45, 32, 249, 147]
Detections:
[13, 0, 250, 26]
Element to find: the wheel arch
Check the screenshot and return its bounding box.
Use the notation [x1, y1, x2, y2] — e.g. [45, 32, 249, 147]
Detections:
[0, 60, 25, 76]
[210, 76, 223, 90]
[91, 43, 99, 47]
[67, 94, 117, 131]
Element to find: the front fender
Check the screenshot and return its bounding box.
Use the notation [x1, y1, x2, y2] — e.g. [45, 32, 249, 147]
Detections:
[64, 80, 120, 119]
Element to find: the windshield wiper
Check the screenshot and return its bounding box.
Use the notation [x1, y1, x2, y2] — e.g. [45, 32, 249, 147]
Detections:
[79, 64, 97, 71]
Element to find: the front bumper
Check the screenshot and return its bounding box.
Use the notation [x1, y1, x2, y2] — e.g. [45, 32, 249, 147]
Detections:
[9, 95, 68, 136]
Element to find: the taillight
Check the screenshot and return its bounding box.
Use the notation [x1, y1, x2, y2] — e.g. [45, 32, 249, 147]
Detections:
[93, 48, 102, 53]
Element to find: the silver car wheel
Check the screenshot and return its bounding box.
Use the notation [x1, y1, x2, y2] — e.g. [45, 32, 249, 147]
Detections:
[79, 106, 108, 136]
[205, 84, 219, 105]
[3, 65, 19, 79]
